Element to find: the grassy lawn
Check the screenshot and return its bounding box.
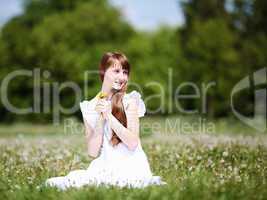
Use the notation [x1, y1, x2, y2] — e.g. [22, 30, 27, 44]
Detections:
[0, 116, 266, 199]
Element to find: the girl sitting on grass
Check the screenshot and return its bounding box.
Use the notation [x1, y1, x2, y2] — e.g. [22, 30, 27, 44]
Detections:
[45, 52, 167, 190]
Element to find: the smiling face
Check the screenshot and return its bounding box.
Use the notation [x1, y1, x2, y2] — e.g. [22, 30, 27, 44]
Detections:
[103, 60, 129, 92]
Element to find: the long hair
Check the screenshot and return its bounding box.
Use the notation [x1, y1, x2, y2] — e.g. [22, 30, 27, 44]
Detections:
[99, 52, 131, 146]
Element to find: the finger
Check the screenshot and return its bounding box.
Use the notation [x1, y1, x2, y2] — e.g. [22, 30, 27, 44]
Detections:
[95, 105, 104, 111]
[98, 101, 109, 109]
[96, 101, 105, 107]
[101, 101, 109, 107]
[97, 99, 104, 104]
[95, 104, 105, 110]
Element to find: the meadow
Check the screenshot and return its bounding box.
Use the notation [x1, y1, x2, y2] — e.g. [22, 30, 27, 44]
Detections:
[0, 116, 266, 200]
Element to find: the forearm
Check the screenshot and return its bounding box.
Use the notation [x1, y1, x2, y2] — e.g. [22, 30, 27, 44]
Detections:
[106, 113, 139, 150]
[85, 114, 104, 157]
[91, 114, 105, 138]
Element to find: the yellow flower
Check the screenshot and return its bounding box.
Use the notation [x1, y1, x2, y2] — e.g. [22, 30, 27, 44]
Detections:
[97, 91, 108, 99]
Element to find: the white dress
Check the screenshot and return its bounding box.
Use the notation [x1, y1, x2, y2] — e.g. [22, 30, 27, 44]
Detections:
[45, 90, 167, 190]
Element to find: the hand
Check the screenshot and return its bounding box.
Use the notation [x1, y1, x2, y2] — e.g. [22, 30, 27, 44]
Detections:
[95, 99, 112, 120]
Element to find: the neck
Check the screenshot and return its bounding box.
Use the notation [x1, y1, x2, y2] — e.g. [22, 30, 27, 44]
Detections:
[101, 84, 113, 100]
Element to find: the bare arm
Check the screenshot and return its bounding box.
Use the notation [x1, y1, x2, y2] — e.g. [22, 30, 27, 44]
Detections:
[83, 114, 104, 158]
[106, 98, 140, 151]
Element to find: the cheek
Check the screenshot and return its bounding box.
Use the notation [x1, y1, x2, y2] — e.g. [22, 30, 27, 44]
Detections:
[105, 72, 115, 81]
[124, 74, 129, 81]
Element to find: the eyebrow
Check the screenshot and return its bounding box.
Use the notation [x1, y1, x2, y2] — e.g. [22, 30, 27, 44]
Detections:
[113, 66, 123, 70]
[112, 65, 128, 72]
[112, 64, 121, 69]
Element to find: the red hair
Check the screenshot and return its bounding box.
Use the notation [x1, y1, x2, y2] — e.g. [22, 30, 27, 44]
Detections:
[99, 52, 131, 146]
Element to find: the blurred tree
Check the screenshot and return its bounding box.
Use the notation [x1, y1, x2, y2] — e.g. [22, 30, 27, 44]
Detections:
[179, 0, 266, 118]
[0, 0, 266, 123]
[182, 19, 240, 117]
[228, 0, 267, 116]
[0, 0, 134, 122]
[181, 0, 229, 40]
[125, 26, 182, 115]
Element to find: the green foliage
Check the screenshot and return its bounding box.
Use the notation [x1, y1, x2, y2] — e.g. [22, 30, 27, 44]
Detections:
[0, 0, 266, 122]
[125, 27, 182, 113]
[183, 19, 240, 117]
[0, 0, 135, 122]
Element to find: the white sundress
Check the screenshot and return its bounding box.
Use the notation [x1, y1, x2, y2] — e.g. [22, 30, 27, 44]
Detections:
[45, 90, 167, 190]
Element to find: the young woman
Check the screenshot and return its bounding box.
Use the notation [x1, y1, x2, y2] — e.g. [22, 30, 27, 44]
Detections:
[45, 52, 167, 190]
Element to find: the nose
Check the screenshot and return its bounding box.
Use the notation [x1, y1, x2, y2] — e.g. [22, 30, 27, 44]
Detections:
[117, 71, 125, 80]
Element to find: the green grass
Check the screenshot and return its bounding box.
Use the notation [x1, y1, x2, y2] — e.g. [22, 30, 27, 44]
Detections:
[0, 116, 266, 199]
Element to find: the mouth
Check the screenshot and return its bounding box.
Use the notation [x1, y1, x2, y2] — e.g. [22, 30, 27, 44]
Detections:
[113, 80, 124, 90]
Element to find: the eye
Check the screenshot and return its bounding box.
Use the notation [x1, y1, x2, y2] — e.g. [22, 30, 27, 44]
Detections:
[123, 70, 128, 75]
[114, 69, 120, 73]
